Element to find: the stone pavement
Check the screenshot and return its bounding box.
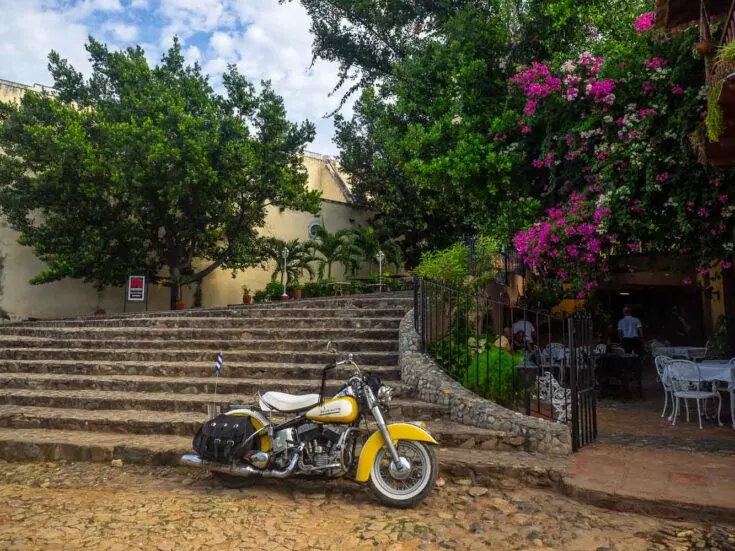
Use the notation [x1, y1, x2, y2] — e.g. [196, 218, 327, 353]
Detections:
[565, 445, 735, 522]
[1, 460, 734, 550]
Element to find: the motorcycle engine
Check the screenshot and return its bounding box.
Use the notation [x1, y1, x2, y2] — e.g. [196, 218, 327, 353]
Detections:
[296, 423, 347, 472]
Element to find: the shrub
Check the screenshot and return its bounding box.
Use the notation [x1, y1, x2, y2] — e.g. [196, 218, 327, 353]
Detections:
[265, 281, 284, 300]
[464, 346, 525, 407]
[253, 290, 268, 303]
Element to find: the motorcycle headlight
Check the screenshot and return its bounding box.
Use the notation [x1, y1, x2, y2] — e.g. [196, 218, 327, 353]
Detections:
[377, 385, 393, 404]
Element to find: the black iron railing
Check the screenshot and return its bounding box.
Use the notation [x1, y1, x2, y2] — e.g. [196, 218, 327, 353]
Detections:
[413, 276, 596, 449]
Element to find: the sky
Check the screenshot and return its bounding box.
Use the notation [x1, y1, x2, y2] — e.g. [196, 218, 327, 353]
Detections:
[0, 0, 350, 155]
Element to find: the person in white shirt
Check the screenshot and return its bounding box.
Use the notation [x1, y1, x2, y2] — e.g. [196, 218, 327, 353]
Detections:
[511, 319, 535, 344]
[617, 307, 643, 355]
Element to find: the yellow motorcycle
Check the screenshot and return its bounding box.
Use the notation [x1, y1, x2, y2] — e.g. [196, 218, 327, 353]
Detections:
[181, 344, 438, 508]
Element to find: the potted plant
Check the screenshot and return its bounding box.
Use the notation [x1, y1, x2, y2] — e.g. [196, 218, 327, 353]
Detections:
[291, 282, 303, 300]
[242, 285, 252, 305]
[265, 280, 285, 301]
[696, 39, 713, 57]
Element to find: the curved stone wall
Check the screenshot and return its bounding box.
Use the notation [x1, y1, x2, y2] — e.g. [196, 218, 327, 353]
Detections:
[399, 310, 572, 455]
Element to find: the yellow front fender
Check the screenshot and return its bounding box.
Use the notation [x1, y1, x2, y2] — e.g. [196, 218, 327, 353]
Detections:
[355, 422, 438, 482]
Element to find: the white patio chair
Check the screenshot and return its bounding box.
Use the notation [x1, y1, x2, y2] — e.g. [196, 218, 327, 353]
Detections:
[654, 355, 673, 418]
[594, 343, 607, 354]
[668, 360, 722, 429]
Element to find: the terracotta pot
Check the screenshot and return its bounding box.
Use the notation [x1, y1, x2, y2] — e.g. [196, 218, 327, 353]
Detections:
[696, 39, 712, 56]
[280, 295, 289, 302]
[176, 300, 185, 310]
[293, 289, 302, 300]
[94, 308, 106, 315]
[242, 294, 252, 304]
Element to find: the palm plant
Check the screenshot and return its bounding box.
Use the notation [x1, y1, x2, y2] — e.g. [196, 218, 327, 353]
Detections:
[311, 226, 361, 278]
[265, 238, 317, 284]
[351, 225, 402, 272]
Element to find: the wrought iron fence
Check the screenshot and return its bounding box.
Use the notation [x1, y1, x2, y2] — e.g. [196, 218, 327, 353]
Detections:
[413, 276, 597, 450]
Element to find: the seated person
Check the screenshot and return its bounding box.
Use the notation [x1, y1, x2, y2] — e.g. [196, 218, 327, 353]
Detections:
[512, 319, 536, 344]
[493, 327, 514, 352]
[513, 329, 534, 352]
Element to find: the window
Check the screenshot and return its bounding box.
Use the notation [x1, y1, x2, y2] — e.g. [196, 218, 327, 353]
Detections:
[308, 221, 322, 239]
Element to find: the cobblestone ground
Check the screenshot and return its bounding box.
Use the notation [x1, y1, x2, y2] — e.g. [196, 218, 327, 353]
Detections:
[0, 461, 733, 551]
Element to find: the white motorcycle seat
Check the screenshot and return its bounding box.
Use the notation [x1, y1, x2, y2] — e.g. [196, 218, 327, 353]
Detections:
[259, 391, 320, 412]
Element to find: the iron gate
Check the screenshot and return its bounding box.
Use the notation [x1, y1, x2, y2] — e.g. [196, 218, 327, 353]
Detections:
[567, 314, 598, 451]
[413, 276, 598, 451]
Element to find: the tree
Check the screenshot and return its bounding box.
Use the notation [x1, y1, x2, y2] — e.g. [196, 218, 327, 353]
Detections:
[310, 225, 361, 278]
[265, 238, 317, 284]
[293, 0, 649, 263]
[0, 38, 320, 308]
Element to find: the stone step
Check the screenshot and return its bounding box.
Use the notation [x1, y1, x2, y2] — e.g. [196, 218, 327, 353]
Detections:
[89, 295, 413, 319]
[0, 360, 401, 380]
[0, 372, 410, 396]
[0, 426, 539, 480]
[0, 337, 398, 352]
[0, 327, 399, 341]
[9, 317, 402, 330]
[82, 307, 408, 320]
[0, 348, 399, 366]
[0, 389, 447, 419]
[0, 406, 503, 450]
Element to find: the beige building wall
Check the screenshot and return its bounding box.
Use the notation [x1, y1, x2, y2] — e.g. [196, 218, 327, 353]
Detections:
[0, 78, 371, 319]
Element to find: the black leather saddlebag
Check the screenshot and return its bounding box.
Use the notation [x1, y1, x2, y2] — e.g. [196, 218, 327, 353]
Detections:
[192, 414, 257, 462]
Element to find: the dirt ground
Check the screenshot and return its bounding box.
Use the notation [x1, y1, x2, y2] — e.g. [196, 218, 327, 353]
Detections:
[0, 460, 733, 551]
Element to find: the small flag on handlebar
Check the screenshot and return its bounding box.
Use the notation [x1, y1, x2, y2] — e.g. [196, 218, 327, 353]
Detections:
[215, 352, 223, 375]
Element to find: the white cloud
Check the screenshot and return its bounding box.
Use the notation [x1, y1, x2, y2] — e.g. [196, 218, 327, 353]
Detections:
[93, 0, 123, 11]
[0, 0, 91, 87]
[184, 44, 202, 65]
[0, 0, 350, 155]
[104, 22, 139, 42]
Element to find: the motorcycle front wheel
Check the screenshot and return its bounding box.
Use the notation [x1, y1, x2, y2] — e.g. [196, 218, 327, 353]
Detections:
[368, 440, 437, 508]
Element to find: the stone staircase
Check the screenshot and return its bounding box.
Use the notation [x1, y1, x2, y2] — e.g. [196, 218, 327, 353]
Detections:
[0, 294, 504, 468]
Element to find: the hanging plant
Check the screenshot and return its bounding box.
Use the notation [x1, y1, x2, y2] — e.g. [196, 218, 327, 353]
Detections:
[719, 41, 735, 64]
[705, 82, 725, 142]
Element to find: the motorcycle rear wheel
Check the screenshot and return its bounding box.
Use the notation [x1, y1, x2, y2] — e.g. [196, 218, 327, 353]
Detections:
[368, 440, 437, 508]
[212, 472, 255, 489]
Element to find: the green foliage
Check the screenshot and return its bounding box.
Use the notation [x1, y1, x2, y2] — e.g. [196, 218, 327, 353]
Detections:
[0, 37, 319, 304]
[253, 290, 269, 303]
[310, 225, 361, 278]
[265, 280, 285, 300]
[719, 41, 735, 64]
[415, 236, 502, 288]
[264, 238, 317, 285]
[310, 0, 650, 262]
[465, 347, 525, 407]
[706, 315, 735, 359]
[415, 243, 469, 287]
[706, 82, 725, 142]
[301, 280, 331, 298]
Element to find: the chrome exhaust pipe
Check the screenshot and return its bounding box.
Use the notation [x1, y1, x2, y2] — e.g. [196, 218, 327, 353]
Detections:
[181, 444, 304, 479]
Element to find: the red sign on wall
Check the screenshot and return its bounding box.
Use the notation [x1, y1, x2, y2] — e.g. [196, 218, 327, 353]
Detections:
[127, 276, 145, 301]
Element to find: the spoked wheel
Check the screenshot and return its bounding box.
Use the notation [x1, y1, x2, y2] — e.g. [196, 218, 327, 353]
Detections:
[212, 472, 256, 489]
[368, 440, 437, 508]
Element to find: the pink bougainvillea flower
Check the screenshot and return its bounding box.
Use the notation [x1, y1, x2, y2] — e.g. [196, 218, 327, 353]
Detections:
[524, 99, 538, 116]
[640, 81, 656, 96]
[671, 85, 685, 95]
[655, 172, 670, 182]
[532, 159, 544, 168]
[634, 12, 655, 33]
[721, 261, 733, 270]
[718, 194, 728, 203]
[644, 57, 667, 70]
[682, 277, 693, 285]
